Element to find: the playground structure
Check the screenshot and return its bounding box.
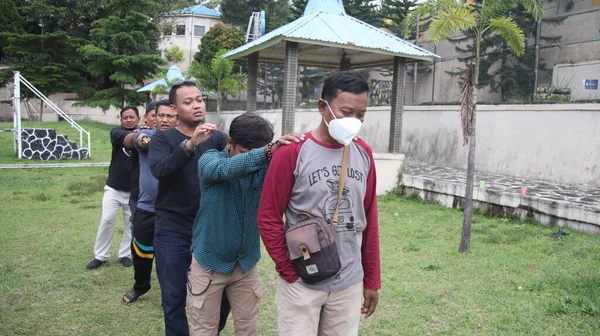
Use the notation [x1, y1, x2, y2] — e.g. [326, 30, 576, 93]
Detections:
[11, 71, 91, 160]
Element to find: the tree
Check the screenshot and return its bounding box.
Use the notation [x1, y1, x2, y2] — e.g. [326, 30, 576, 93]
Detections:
[0, 0, 91, 117]
[291, 0, 382, 26]
[164, 45, 184, 63]
[445, 4, 563, 102]
[265, 0, 291, 32]
[290, 0, 306, 19]
[198, 0, 222, 10]
[487, 13, 564, 101]
[345, 0, 383, 27]
[194, 23, 246, 67]
[78, 0, 166, 110]
[220, 0, 268, 27]
[0, 0, 23, 59]
[382, 0, 419, 36]
[188, 49, 247, 115]
[404, 0, 543, 253]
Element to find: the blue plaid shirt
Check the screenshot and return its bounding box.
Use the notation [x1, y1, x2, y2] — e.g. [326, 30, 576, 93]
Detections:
[192, 147, 269, 274]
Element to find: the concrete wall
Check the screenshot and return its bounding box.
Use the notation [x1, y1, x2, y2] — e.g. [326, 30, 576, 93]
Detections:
[400, 104, 600, 188]
[209, 104, 600, 188]
[553, 61, 600, 100]
[375, 1, 600, 105]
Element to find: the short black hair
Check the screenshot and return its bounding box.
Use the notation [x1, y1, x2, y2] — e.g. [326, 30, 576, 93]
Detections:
[229, 113, 274, 149]
[120, 106, 139, 117]
[321, 71, 369, 103]
[155, 99, 171, 112]
[146, 101, 158, 113]
[169, 80, 197, 105]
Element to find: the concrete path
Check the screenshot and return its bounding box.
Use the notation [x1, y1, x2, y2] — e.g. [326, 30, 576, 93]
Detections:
[403, 161, 600, 233]
[0, 162, 109, 169]
[404, 162, 600, 211]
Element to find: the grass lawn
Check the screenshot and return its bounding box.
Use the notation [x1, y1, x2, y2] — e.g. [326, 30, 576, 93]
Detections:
[0, 121, 116, 164]
[1, 167, 599, 335]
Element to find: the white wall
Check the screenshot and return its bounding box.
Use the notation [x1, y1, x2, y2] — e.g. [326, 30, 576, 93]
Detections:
[400, 104, 600, 188]
[208, 104, 600, 188]
[553, 61, 600, 100]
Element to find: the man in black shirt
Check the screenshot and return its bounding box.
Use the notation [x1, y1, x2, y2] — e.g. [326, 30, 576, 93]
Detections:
[87, 106, 140, 270]
[149, 81, 230, 336]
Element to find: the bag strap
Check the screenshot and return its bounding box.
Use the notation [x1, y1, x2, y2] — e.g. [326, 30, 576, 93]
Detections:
[331, 145, 350, 228]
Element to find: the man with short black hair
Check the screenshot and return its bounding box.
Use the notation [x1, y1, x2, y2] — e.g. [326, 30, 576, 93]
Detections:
[258, 71, 381, 336]
[87, 106, 140, 270]
[149, 81, 230, 335]
[123, 99, 177, 303]
[129, 102, 157, 221]
[188, 113, 303, 335]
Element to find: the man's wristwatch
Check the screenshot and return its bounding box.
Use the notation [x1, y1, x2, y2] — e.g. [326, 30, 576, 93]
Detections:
[180, 139, 195, 158]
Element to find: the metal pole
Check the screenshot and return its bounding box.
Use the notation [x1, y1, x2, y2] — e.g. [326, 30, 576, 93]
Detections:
[431, 45, 437, 102]
[533, 21, 541, 102]
[14, 72, 22, 159]
[413, 17, 419, 103]
[87, 131, 92, 158]
[189, 15, 194, 68]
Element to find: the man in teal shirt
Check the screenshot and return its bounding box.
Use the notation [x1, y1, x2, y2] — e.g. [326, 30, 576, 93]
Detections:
[188, 113, 303, 336]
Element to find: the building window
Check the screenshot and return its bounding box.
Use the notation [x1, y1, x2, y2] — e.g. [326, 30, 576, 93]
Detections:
[176, 25, 186, 36]
[194, 25, 205, 37]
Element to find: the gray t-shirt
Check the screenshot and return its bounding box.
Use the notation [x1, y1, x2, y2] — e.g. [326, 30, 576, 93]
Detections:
[134, 130, 158, 212]
[284, 137, 372, 292]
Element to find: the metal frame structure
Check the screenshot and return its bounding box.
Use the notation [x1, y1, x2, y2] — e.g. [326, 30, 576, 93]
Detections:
[12, 71, 92, 159]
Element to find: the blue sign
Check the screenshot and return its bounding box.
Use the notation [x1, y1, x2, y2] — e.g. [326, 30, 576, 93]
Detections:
[584, 79, 598, 90]
[314, 88, 320, 94]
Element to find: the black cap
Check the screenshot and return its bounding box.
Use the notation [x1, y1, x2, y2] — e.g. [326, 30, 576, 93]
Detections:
[146, 101, 158, 113]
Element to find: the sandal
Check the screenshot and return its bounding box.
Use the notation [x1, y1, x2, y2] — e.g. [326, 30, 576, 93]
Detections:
[123, 289, 142, 303]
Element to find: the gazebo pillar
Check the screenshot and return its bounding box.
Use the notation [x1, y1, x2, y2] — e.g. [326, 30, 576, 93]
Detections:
[282, 41, 299, 135]
[246, 52, 259, 112]
[388, 56, 406, 153]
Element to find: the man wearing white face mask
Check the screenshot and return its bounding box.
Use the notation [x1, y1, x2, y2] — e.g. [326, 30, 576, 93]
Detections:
[257, 71, 380, 336]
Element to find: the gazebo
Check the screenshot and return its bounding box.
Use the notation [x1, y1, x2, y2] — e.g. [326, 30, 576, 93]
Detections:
[136, 65, 185, 93]
[136, 64, 215, 97]
[222, 0, 439, 153]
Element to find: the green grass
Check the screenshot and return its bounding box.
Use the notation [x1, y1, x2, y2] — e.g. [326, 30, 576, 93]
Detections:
[0, 121, 116, 164]
[1, 169, 599, 335]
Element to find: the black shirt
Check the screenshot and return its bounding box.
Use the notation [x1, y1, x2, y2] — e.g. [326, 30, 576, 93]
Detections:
[149, 127, 227, 236]
[106, 128, 135, 191]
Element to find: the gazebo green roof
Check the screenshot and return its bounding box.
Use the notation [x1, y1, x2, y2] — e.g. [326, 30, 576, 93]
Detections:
[222, 0, 439, 68]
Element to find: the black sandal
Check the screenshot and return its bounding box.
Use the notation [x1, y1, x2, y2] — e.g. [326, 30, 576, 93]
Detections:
[123, 289, 142, 303]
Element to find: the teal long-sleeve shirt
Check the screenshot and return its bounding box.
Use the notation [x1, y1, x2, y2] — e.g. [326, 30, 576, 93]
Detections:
[192, 146, 270, 274]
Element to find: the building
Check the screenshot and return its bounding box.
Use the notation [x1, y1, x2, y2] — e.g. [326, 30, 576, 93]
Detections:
[159, 5, 223, 73]
[373, 0, 600, 104]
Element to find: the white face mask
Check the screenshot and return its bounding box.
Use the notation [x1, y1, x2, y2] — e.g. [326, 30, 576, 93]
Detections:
[323, 100, 362, 146]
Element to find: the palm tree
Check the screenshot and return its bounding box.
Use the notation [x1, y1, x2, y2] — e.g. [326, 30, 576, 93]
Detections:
[187, 49, 247, 117]
[403, 0, 543, 253]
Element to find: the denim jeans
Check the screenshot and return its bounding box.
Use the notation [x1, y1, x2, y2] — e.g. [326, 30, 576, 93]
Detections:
[155, 227, 230, 336]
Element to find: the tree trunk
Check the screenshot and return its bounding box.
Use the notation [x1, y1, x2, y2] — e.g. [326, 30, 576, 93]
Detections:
[459, 32, 480, 254]
[500, 41, 507, 102]
[533, 21, 541, 102]
[216, 97, 221, 118]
